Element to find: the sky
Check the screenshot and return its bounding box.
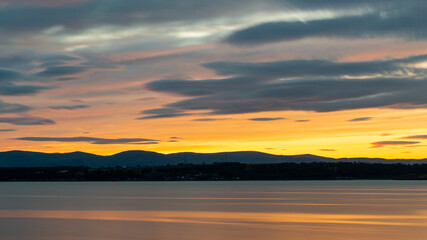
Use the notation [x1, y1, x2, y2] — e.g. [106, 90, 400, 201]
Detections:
[0, 0, 426, 158]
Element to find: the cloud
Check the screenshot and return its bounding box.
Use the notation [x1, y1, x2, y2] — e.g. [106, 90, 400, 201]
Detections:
[204, 54, 427, 79]
[137, 113, 190, 120]
[170, 137, 183, 140]
[348, 117, 372, 122]
[295, 120, 310, 122]
[49, 104, 89, 110]
[0, 82, 51, 96]
[138, 108, 191, 120]
[248, 117, 285, 121]
[15, 136, 158, 144]
[192, 118, 230, 121]
[0, 0, 283, 36]
[0, 129, 16, 132]
[371, 141, 420, 148]
[402, 135, 427, 139]
[142, 54, 427, 117]
[34, 64, 117, 78]
[0, 99, 31, 114]
[225, 5, 427, 46]
[0, 68, 24, 82]
[0, 117, 55, 125]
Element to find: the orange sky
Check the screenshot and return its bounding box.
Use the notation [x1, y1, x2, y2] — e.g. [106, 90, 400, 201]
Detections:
[0, 1, 426, 159]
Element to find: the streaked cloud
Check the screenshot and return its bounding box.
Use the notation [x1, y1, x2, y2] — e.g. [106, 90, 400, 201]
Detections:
[348, 117, 372, 122]
[226, 4, 427, 46]
[371, 141, 420, 148]
[49, 104, 89, 110]
[143, 54, 427, 118]
[0, 129, 16, 132]
[15, 136, 158, 144]
[402, 135, 427, 140]
[248, 118, 285, 121]
[192, 118, 231, 122]
[0, 100, 31, 114]
[0, 117, 55, 125]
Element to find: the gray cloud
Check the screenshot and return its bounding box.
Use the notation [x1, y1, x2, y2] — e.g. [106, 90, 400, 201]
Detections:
[226, 6, 427, 46]
[0, 82, 51, 96]
[371, 141, 420, 148]
[0, 129, 16, 132]
[0, 68, 24, 82]
[402, 135, 427, 139]
[204, 54, 427, 79]
[248, 117, 285, 121]
[143, 54, 427, 118]
[34, 64, 117, 78]
[15, 136, 158, 144]
[0, 0, 284, 36]
[295, 120, 310, 122]
[192, 118, 231, 122]
[49, 104, 89, 110]
[140, 108, 183, 115]
[170, 137, 183, 139]
[0, 99, 31, 114]
[138, 108, 191, 120]
[348, 117, 372, 122]
[137, 113, 191, 120]
[0, 117, 55, 125]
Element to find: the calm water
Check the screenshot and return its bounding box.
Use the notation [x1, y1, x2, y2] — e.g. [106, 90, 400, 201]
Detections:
[0, 181, 426, 240]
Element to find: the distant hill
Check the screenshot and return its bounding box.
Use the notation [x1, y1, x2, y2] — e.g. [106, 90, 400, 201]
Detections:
[0, 150, 426, 167]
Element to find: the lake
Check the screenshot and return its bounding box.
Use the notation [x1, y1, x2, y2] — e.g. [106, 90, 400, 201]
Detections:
[0, 181, 426, 240]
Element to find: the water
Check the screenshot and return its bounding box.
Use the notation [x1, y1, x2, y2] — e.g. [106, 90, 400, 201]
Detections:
[0, 181, 426, 240]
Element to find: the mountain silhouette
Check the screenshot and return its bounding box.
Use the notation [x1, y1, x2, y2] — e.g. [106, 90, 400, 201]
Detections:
[0, 150, 426, 167]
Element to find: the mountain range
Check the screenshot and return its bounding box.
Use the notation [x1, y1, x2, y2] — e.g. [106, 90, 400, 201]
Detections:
[0, 150, 426, 167]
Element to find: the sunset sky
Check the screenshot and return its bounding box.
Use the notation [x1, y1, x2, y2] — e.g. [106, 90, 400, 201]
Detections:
[0, 0, 426, 158]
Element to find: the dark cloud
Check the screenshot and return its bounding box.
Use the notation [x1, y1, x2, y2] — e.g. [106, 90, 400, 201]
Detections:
[295, 120, 310, 122]
[204, 54, 427, 79]
[402, 135, 427, 139]
[348, 117, 372, 122]
[49, 104, 89, 110]
[0, 68, 24, 82]
[34, 65, 117, 78]
[135, 97, 156, 101]
[371, 141, 420, 148]
[170, 137, 183, 139]
[15, 136, 158, 144]
[248, 117, 285, 121]
[39, 54, 81, 63]
[0, 129, 16, 132]
[146, 77, 253, 97]
[140, 108, 183, 115]
[225, 6, 427, 46]
[0, 99, 31, 114]
[0, 117, 55, 125]
[192, 118, 231, 121]
[138, 108, 191, 120]
[0, 82, 50, 96]
[0, 0, 282, 36]
[137, 113, 190, 120]
[143, 54, 427, 116]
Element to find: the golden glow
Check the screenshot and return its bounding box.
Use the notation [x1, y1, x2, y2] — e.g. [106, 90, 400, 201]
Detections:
[1, 210, 427, 228]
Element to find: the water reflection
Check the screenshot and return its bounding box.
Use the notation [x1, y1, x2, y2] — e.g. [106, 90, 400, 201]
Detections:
[0, 181, 426, 240]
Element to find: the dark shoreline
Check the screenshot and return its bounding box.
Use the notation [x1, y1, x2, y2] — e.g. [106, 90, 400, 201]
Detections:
[1, 162, 427, 181]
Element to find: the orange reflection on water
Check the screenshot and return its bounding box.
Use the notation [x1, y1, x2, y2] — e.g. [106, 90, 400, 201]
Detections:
[1, 210, 427, 228]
